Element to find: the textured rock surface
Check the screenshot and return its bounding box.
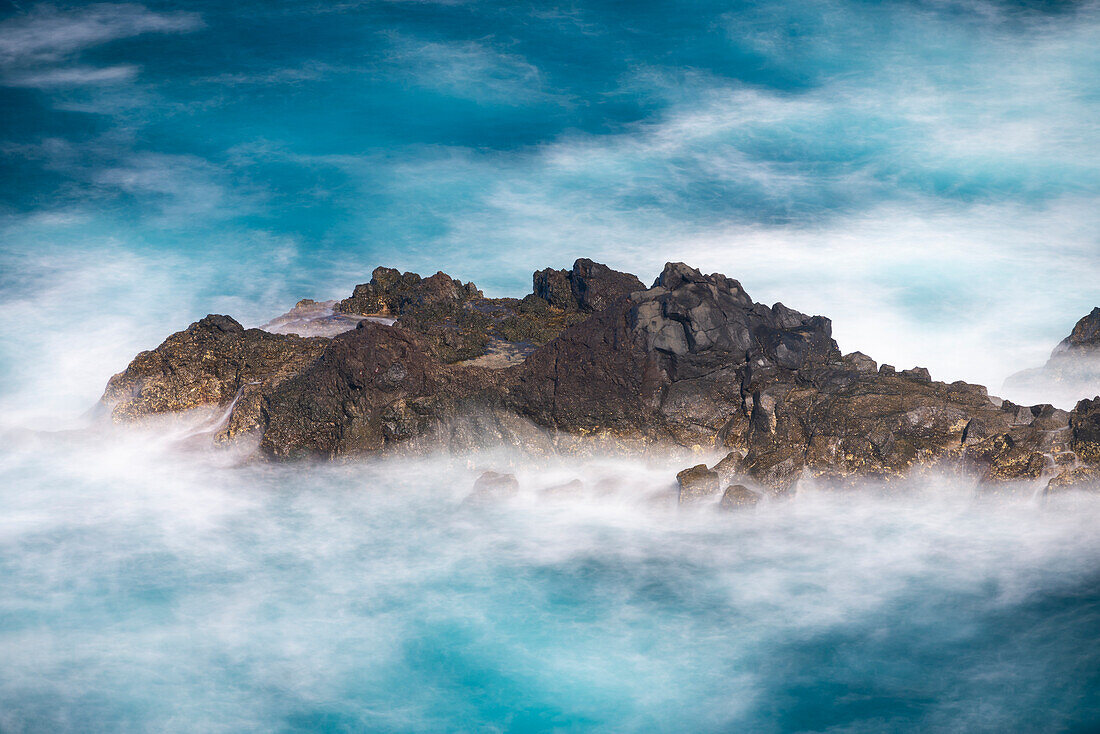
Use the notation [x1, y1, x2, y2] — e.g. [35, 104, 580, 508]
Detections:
[677, 464, 721, 503]
[259, 322, 443, 459]
[1056, 308, 1100, 354]
[336, 267, 489, 363]
[335, 260, 639, 364]
[102, 260, 1100, 495]
[1070, 397, 1100, 463]
[719, 484, 759, 510]
[101, 315, 328, 434]
[1045, 465, 1100, 494]
[533, 258, 645, 313]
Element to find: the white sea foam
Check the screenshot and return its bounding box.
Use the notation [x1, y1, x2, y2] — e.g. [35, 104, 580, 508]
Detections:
[0, 424, 1097, 731]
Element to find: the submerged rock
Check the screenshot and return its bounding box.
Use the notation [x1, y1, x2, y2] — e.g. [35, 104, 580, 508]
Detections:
[261, 299, 375, 337]
[719, 485, 759, 510]
[677, 464, 721, 503]
[540, 479, 586, 498]
[467, 471, 520, 503]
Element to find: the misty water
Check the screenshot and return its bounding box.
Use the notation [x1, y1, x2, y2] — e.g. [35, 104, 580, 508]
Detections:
[2, 423, 1098, 733]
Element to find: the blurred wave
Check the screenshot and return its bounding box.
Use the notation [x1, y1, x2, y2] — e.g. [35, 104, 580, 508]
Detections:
[0, 427, 1098, 732]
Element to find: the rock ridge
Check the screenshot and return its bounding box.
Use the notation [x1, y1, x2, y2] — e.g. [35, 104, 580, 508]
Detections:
[99, 259, 1100, 494]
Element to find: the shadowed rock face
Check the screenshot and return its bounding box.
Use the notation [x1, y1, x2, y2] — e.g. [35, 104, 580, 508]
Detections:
[101, 260, 1100, 494]
[259, 322, 442, 459]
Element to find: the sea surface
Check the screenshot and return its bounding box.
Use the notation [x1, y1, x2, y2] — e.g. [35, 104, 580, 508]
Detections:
[2, 0, 1099, 729]
[1, 425, 1098, 733]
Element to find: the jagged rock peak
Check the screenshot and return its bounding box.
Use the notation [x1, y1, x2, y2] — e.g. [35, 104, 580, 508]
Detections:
[192, 314, 245, 334]
[628, 262, 835, 369]
[533, 258, 645, 313]
[650, 262, 749, 303]
[1054, 307, 1100, 356]
[337, 266, 481, 317]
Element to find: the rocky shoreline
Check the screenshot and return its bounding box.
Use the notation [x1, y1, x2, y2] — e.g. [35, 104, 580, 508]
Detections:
[99, 259, 1100, 500]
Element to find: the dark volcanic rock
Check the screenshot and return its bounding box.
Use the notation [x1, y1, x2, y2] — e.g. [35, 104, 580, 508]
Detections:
[259, 321, 442, 459]
[1057, 308, 1100, 355]
[751, 371, 1008, 487]
[532, 267, 575, 310]
[336, 259, 640, 364]
[677, 464, 721, 503]
[843, 352, 877, 373]
[103, 259, 1100, 496]
[1070, 397, 1100, 463]
[508, 302, 662, 438]
[570, 258, 646, 312]
[533, 258, 645, 313]
[101, 315, 328, 433]
[336, 267, 490, 363]
[337, 267, 480, 317]
[719, 484, 759, 510]
[900, 367, 932, 382]
[467, 471, 520, 503]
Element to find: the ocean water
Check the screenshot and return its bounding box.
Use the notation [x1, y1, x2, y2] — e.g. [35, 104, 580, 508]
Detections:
[2, 1, 1099, 730]
[2, 424, 1098, 733]
[2, 0, 1100, 393]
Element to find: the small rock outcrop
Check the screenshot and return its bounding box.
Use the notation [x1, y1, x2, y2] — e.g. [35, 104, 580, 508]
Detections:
[466, 471, 520, 503]
[677, 464, 721, 503]
[533, 258, 645, 313]
[719, 485, 759, 510]
[336, 267, 489, 363]
[99, 259, 1100, 496]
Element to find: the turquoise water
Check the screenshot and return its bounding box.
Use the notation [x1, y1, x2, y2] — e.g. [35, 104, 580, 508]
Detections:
[2, 1, 1099, 730]
[1, 428, 1098, 732]
[2, 0, 1100, 390]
